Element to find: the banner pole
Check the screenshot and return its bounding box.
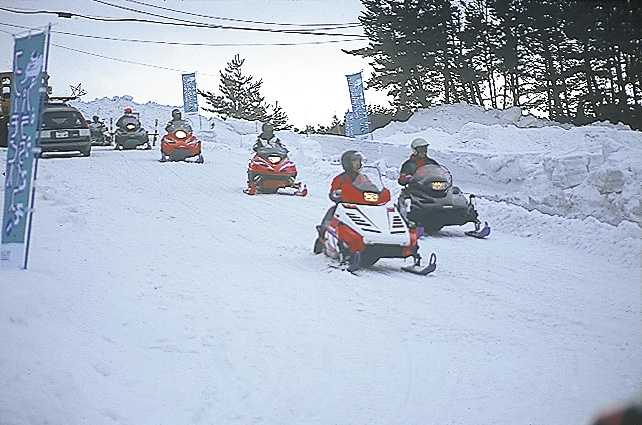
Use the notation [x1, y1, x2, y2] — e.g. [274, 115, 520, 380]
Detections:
[23, 24, 50, 270]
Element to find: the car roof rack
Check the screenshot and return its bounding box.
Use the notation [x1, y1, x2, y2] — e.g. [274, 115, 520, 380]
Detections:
[46, 95, 80, 104]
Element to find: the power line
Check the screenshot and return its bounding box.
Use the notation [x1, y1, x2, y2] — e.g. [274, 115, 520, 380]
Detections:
[0, 6, 366, 38]
[0, 22, 365, 46]
[120, 0, 360, 28]
[89, 0, 362, 34]
[51, 43, 217, 75]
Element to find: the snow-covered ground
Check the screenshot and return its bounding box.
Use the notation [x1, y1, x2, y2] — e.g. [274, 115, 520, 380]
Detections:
[1, 98, 640, 425]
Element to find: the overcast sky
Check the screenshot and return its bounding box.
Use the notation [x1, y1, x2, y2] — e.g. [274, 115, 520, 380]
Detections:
[0, 0, 389, 127]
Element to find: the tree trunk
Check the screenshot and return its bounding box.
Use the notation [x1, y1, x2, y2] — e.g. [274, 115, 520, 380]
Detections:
[543, 44, 563, 118]
[474, 81, 484, 107]
[612, 46, 627, 106]
[582, 42, 597, 113]
[444, 68, 451, 104]
[512, 73, 520, 106]
[502, 72, 509, 108]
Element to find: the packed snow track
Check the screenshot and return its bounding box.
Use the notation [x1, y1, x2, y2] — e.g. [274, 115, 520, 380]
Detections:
[1, 133, 639, 425]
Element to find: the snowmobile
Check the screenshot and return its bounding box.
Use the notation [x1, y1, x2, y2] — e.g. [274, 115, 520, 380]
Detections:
[314, 165, 437, 275]
[114, 114, 150, 150]
[88, 121, 112, 146]
[160, 120, 203, 163]
[243, 146, 307, 196]
[398, 164, 490, 238]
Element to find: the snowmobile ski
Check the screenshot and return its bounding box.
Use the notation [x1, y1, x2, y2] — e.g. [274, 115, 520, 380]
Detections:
[401, 253, 437, 276]
[464, 221, 491, 239]
[276, 183, 308, 197]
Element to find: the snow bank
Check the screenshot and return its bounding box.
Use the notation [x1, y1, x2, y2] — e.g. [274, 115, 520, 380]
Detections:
[373, 103, 560, 138]
[369, 106, 642, 227]
[70, 97, 641, 229]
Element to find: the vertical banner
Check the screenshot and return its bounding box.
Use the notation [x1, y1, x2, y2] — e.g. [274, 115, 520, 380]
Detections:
[1, 31, 47, 268]
[344, 111, 355, 137]
[182, 73, 198, 114]
[345, 72, 369, 137]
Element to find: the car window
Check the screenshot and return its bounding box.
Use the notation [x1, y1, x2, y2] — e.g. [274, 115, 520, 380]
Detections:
[41, 110, 86, 130]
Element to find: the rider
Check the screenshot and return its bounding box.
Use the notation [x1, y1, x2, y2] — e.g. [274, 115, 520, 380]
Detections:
[245, 123, 286, 194]
[165, 108, 191, 132]
[314, 150, 367, 253]
[91, 115, 104, 126]
[116, 107, 136, 129]
[253, 122, 284, 151]
[397, 137, 439, 186]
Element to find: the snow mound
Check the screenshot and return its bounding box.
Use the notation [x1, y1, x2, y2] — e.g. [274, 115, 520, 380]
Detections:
[368, 104, 642, 227]
[374, 104, 559, 138]
[71, 97, 641, 227]
[70, 96, 262, 149]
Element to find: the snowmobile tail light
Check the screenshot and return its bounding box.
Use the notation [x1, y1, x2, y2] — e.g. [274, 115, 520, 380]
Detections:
[363, 192, 379, 202]
[431, 181, 448, 191]
[175, 130, 187, 139]
[126, 123, 136, 131]
[268, 155, 281, 164]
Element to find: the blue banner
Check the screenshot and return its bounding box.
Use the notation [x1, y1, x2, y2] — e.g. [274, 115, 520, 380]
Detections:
[182, 73, 198, 114]
[346, 72, 369, 136]
[1, 31, 47, 267]
[344, 111, 356, 137]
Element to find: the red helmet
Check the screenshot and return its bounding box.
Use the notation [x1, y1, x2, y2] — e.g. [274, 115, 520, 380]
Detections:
[124, 107, 133, 114]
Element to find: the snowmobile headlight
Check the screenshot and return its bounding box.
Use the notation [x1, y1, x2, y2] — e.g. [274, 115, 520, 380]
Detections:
[267, 155, 281, 164]
[175, 130, 187, 139]
[126, 123, 136, 131]
[431, 181, 448, 191]
[363, 192, 379, 202]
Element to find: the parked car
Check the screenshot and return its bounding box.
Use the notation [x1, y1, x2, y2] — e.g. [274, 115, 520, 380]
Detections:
[39, 102, 91, 157]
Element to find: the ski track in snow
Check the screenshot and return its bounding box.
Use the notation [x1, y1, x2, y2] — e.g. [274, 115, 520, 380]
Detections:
[1, 113, 640, 425]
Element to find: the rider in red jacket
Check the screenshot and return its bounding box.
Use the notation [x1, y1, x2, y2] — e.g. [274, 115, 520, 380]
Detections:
[314, 150, 365, 253]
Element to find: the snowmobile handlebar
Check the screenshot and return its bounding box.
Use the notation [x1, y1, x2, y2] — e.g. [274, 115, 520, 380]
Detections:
[329, 189, 342, 203]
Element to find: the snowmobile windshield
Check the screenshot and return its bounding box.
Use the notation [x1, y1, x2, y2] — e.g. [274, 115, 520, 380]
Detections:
[256, 146, 288, 159]
[166, 119, 193, 133]
[41, 111, 87, 130]
[118, 115, 141, 130]
[412, 164, 453, 190]
[353, 166, 384, 193]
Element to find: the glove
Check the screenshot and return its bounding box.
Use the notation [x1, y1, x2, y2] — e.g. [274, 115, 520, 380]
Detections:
[399, 174, 413, 185]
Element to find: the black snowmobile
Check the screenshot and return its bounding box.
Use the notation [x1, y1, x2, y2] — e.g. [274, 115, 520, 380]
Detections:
[398, 164, 490, 238]
[89, 121, 112, 146]
[114, 114, 150, 150]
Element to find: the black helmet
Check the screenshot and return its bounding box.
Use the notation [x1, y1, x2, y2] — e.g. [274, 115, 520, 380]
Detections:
[92, 115, 99, 122]
[262, 122, 274, 133]
[171, 108, 181, 119]
[341, 150, 363, 173]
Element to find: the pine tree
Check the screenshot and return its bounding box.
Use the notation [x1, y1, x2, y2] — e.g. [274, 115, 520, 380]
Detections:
[266, 101, 291, 130]
[198, 54, 269, 121]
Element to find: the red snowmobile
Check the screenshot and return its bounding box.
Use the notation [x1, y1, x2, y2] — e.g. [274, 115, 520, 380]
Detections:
[243, 146, 307, 196]
[314, 165, 436, 275]
[160, 121, 203, 163]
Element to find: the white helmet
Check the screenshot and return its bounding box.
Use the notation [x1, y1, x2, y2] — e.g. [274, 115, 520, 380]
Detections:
[411, 137, 429, 153]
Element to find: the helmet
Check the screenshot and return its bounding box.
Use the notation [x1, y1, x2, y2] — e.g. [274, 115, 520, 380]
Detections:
[411, 137, 429, 154]
[171, 108, 181, 119]
[124, 107, 133, 114]
[92, 115, 99, 122]
[262, 122, 274, 133]
[341, 150, 363, 173]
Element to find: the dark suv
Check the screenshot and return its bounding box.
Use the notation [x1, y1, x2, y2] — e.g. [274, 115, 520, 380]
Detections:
[39, 102, 91, 157]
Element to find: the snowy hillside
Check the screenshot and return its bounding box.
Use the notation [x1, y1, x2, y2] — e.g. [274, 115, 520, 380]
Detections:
[1, 97, 640, 425]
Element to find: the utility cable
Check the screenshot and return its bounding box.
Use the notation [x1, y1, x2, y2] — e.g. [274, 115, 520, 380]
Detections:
[51, 43, 218, 75]
[0, 22, 364, 46]
[0, 6, 366, 37]
[120, 0, 360, 27]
